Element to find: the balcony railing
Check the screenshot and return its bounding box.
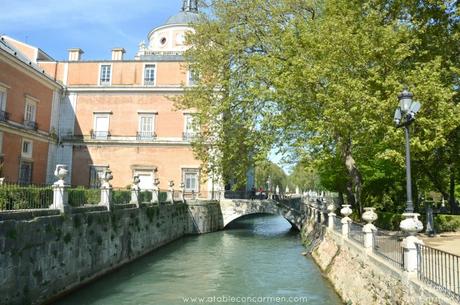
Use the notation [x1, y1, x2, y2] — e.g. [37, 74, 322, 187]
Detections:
[183, 132, 197, 141]
[90, 130, 111, 140]
[0, 110, 9, 122]
[23, 119, 38, 130]
[136, 131, 157, 141]
[144, 80, 155, 86]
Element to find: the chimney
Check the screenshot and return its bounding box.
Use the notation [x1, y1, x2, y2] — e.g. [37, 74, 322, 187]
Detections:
[111, 48, 126, 61]
[68, 48, 84, 61]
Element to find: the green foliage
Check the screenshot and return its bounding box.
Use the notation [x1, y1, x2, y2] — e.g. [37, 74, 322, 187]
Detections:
[435, 214, 460, 232]
[178, 0, 460, 211]
[255, 160, 287, 191]
[68, 188, 100, 206]
[375, 212, 404, 231]
[0, 185, 52, 210]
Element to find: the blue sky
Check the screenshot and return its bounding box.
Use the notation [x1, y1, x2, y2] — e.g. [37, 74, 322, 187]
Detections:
[0, 0, 182, 60]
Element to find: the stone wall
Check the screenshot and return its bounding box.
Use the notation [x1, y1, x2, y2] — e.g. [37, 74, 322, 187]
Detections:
[0, 201, 222, 305]
[305, 221, 454, 305]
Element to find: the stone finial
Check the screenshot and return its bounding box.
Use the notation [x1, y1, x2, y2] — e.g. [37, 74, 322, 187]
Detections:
[400, 213, 424, 272]
[51, 164, 70, 213]
[100, 169, 113, 187]
[131, 175, 141, 207]
[99, 168, 113, 210]
[340, 204, 352, 237]
[54, 164, 69, 184]
[180, 182, 186, 203]
[151, 178, 160, 204]
[0, 177, 4, 186]
[167, 180, 175, 204]
[362, 207, 378, 250]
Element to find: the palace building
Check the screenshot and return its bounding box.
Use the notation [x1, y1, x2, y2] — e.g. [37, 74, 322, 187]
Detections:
[0, 1, 219, 197]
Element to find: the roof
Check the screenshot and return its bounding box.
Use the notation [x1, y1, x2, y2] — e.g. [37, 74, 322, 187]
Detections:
[0, 36, 61, 88]
[164, 10, 199, 26]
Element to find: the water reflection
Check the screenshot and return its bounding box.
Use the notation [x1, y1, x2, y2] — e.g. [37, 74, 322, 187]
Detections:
[53, 214, 341, 305]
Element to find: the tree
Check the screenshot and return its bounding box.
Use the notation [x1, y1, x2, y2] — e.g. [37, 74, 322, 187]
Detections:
[178, 0, 460, 214]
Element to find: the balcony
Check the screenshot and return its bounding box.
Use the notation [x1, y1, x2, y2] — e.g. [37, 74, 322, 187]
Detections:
[182, 132, 197, 141]
[91, 130, 111, 140]
[0, 110, 9, 122]
[136, 131, 157, 141]
[23, 119, 38, 130]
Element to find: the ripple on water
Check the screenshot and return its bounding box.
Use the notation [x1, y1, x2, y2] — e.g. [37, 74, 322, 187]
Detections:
[52, 215, 341, 305]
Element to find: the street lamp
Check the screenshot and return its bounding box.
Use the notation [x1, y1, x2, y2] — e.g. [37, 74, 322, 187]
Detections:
[394, 87, 421, 213]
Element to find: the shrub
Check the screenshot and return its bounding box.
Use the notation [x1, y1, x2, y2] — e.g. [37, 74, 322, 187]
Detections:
[0, 185, 53, 210]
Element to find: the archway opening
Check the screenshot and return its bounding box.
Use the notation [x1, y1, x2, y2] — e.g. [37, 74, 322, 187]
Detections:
[224, 213, 299, 235]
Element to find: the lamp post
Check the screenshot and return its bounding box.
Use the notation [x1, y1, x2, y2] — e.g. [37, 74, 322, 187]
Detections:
[394, 87, 421, 213]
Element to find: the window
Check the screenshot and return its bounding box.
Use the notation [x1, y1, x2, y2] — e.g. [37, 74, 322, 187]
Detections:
[92, 114, 110, 140]
[89, 165, 108, 188]
[138, 114, 155, 140]
[21, 139, 33, 159]
[182, 168, 199, 192]
[24, 99, 37, 129]
[183, 114, 198, 140]
[19, 161, 33, 184]
[188, 70, 198, 86]
[144, 64, 156, 86]
[134, 170, 155, 191]
[100, 65, 111, 85]
[0, 86, 7, 121]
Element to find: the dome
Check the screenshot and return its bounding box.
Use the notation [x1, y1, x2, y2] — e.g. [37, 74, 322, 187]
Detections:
[164, 11, 199, 26]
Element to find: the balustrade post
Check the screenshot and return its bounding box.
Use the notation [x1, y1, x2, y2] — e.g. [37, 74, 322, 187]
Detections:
[327, 201, 336, 230]
[362, 207, 378, 252]
[99, 168, 113, 211]
[50, 165, 70, 214]
[400, 213, 424, 273]
[180, 182, 186, 203]
[167, 180, 175, 204]
[130, 175, 141, 207]
[341, 204, 352, 238]
[151, 178, 160, 204]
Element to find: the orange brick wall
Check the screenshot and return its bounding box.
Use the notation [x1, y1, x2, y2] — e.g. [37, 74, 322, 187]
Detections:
[73, 93, 186, 137]
[1, 132, 49, 184]
[72, 145, 202, 190]
[0, 61, 54, 132]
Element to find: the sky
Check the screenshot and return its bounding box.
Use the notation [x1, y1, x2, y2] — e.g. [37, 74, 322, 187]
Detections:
[0, 0, 182, 60]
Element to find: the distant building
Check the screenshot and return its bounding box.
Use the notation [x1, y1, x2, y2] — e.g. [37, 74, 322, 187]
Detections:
[0, 1, 219, 198]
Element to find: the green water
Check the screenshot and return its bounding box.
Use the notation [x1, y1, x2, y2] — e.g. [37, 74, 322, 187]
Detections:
[52, 215, 342, 305]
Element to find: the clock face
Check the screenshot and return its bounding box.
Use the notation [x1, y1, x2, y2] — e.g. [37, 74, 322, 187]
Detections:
[176, 33, 185, 45]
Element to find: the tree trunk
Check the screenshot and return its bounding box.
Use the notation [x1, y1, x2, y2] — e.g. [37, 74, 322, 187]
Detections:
[449, 167, 458, 214]
[342, 140, 363, 216]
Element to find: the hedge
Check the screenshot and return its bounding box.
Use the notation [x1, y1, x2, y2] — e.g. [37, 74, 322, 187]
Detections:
[0, 185, 53, 210]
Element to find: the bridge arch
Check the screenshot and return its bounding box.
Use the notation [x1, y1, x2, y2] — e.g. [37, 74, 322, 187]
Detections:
[220, 199, 305, 230]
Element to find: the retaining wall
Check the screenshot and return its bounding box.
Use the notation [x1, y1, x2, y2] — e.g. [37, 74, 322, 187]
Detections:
[0, 201, 222, 305]
[303, 219, 455, 305]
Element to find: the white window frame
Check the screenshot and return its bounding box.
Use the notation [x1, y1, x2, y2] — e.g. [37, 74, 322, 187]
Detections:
[133, 169, 156, 191]
[143, 64, 157, 86]
[183, 113, 198, 138]
[21, 138, 33, 159]
[187, 69, 198, 86]
[182, 168, 200, 192]
[24, 97, 37, 123]
[89, 165, 109, 188]
[99, 64, 112, 86]
[138, 113, 156, 139]
[0, 85, 8, 112]
[93, 113, 111, 139]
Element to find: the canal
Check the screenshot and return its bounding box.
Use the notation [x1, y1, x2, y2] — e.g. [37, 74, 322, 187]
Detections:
[52, 215, 342, 305]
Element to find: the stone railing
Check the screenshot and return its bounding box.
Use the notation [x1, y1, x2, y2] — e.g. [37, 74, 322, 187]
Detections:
[313, 200, 459, 303]
[49, 165, 187, 214]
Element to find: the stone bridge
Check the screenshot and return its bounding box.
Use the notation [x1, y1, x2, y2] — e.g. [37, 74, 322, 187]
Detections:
[220, 198, 306, 230]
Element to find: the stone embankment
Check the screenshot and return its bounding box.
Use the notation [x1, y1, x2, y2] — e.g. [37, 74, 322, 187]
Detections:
[0, 201, 223, 305]
[302, 215, 455, 305]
